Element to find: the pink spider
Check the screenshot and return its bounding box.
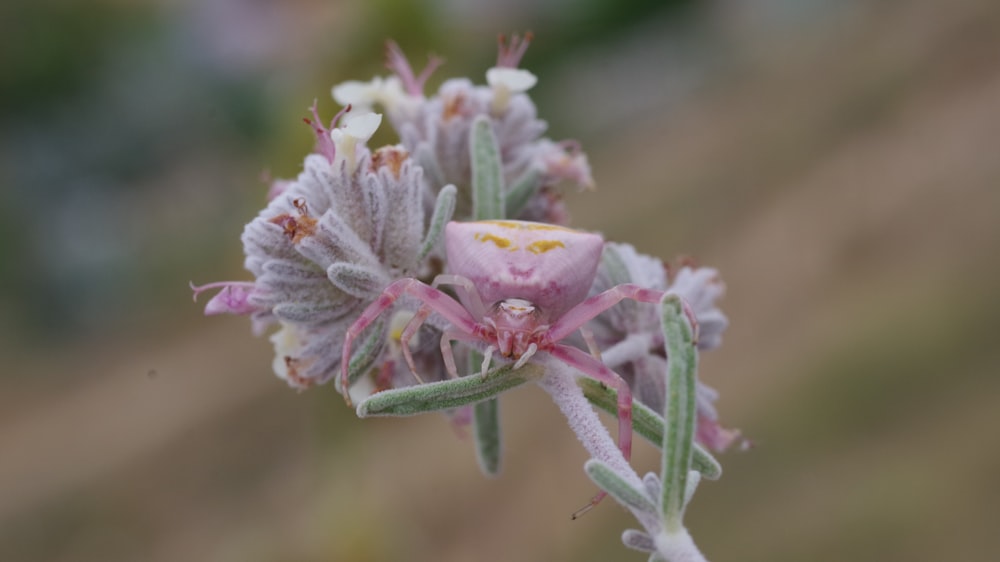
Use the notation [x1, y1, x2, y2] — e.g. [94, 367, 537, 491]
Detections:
[341, 220, 670, 463]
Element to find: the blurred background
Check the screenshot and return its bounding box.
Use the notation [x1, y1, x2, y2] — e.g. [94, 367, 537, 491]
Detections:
[2, 0, 999, 560]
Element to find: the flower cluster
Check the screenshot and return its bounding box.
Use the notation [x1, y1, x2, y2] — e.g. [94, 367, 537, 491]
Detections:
[589, 245, 742, 452]
[193, 35, 739, 562]
[193, 35, 592, 398]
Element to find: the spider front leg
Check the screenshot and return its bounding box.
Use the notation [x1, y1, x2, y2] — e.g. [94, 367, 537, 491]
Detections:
[546, 283, 666, 343]
[431, 274, 487, 320]
[439, 329, 495, 378]
[397, 274, 490, 378]
[340, 278, 479, 406]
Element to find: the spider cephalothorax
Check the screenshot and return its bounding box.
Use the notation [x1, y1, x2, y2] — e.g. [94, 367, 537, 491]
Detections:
[342, 220, 672, 463]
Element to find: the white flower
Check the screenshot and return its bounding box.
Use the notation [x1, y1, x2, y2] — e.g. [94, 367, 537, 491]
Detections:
[486, 67, 537, 93]
[330, 112, 383, 172]
[332, 76, 408, 114]
[486, 67, 538, 114]
[270, 322, 308, 387]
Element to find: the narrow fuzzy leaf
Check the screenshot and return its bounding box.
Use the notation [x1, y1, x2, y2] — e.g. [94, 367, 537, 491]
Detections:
[692, 446, 720, 481]
[503, 167, 541, 218]
[343, 319, 385, 388]
[473, 398, 502, 476]
[272, 301, 345, 323]
[327, 262, 391, 299]
[660, 294, 698, 530]
[642, 472, 662, 503]
[622, 529, 656, 553]
[577, 378, 721, 480]
[469, 350, 503, 477]
[684, 470, 701, 508]
[419, 184, 457, 261]
[296, 211, 382, 271]
[470, 115, 504, 220]
[357, 364, 542, 417]
[584, 459, 657, 515]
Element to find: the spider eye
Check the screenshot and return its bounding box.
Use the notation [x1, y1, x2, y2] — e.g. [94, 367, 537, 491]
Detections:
[497, 298, 538, 317]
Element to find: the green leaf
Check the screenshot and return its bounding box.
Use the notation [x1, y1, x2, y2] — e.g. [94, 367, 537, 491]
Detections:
[584, 459, 656, 515]
[474, 398, 502, 475]
[503, 167, 541, 217]
[344, 319, 385, 388]
[357, 363, 542, 417]
[470, 350, 503, 476]
[660, 294, 698, 530]
[577, 378, 720, 480]
[419, 184, 457, 261]
[470, 115, 504, 220]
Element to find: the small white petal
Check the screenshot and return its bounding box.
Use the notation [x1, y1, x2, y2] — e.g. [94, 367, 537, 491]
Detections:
[270, 322, 304, 383]
[332, 80, 372, 107]
[343, 112, 383, 141]
[486, 67, 537, 93]
[333, 77, 411, 113]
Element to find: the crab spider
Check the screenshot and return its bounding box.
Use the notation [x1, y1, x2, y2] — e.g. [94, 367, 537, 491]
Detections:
[341, 220, 670, 463]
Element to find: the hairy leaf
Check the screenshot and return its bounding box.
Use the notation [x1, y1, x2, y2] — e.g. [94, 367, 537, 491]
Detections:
[357, 364, 542, 417]
[470, 115, 504, 220]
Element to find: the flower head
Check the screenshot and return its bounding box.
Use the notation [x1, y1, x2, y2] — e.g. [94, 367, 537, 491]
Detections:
[197, 100, 453, 390]
[332, 39, 593, 224]
[588, 243, 739, 451]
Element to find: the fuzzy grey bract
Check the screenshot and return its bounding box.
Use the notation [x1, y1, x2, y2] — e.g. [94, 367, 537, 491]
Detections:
[242, 146, 433, 388]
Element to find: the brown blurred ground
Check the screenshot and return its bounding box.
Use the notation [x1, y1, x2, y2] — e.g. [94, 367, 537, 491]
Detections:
[2, 0, 999, 561]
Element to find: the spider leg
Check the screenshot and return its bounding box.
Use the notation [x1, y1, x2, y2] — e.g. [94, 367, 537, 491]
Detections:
[438, 328, 505, 378]
[399, 305, 432, 383]
[579, 326, 602, 360]
[548, 344, 633, 462]
[340, 278, 479, 406]
[479, 345, 496, 377]
[440, 329, 474, 378]
[432, 274, 488, 320]
[398, 273, 491, 381]
[512, 343, 538, 370]
[546, 283, 666, 343]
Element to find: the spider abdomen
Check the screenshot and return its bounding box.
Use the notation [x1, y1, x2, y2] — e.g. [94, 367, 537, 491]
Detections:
[444, 220, 604, 320]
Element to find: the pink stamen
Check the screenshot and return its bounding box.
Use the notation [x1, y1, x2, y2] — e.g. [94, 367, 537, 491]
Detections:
[190, 281, 258, 315]
[332, 103, 353, 127]
[190, 280, 255, 300]
[696, 414, 744, 452]
[385, 40, 442, 96]
[496, 31, 533, 68]
[302, 100, 352, 163]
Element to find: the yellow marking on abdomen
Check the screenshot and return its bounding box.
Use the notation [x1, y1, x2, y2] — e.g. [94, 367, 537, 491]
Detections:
[475, 232, 516, 249]
[527, 240, 566, 254]
[478, 220, 575, 232]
